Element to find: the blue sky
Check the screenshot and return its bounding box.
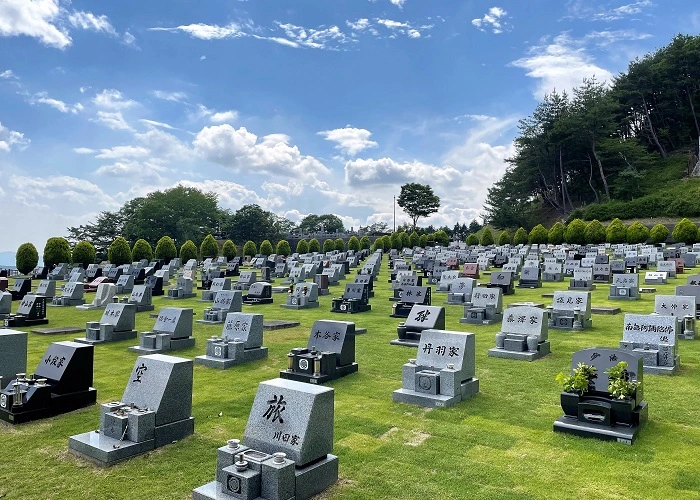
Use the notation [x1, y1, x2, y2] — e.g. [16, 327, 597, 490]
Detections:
[0, 0, 699, 255]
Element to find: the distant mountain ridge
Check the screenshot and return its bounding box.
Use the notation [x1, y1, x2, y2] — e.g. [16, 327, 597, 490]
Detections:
[0, 251, 16, 267]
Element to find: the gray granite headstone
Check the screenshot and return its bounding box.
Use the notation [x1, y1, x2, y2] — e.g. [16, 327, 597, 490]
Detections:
[0, 328, 27, 390]
[153, 308, 193, 339]
[403, 305, 446, 330]
[501, 306, 547, 340]
[222, 313, 264, 350]
[243, 377, 334, 467]
[654, 295, 695, 317]
[308, 320, 355, 367]
[570, 347, 644, 393]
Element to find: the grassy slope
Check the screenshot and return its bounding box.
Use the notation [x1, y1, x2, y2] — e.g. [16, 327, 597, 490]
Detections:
[2, 261, 700, 500]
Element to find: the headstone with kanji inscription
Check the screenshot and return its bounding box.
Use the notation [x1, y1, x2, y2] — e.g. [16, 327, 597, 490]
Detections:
[654, 294, 696, 339]
[553, 347, 647, 445]
[202, 277, 232, 301]
[330, 283, 371, 314]
[199, 290, 243, 324]
[549, 291, 592, 330]
[460, 287, 503, 326]
[4, 294, 49, 327]
[487, 271, 514, 295]
[232, 271, 257, 291]
[517, 266, 541, 289]
[282, 282, 320, 309]
[76, 303, 137, 344]
[391, 305, 446, 348]
[445, 278, 476, 305]
[0, 328, 27, 391]
[50, 282, 85, 307]
[569, 268, 595, 291]
[129, 307, 195, 355]
[0, 341, 96, 424]
[393, 329, 479, 408]
[608, 273, 639, 300]
[196, 312, 268, 369]
[69, 353, 194, 465]
[489, 306, 550, 361]
[542, 262, 564, 282]
[619, 313, 679, 375]
[644, 271, 668, 285]
[120, 284, 154, 312]
[390, 285, 431, 318]
[281, 320, 358, 384]
[191, 377, 337, 500]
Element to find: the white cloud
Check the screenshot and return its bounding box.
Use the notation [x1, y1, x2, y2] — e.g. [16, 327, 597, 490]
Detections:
[345, 157, 461, 186]
[390, 0, 406, 8]
[149, 22, 245, 40]
[375, 18, 433, 38]
[177, 179, 282, 211]
[93, 89, 137, 110]
[472, 6, 511, 34]
[94, 159, 167, 179]
[31, 91, 82, 113]
[511, 33, 614, 98]
[274, 22, 351, 50]
[0, 121, 30, 152]
[0, 0, 71, 49]
[8, 174, 119, 210]
[210, 110, 238, 123]
[73, 147, 95, 154]
[346, 18, 370, 31]
[67, 11, 117, 36]
[95, 146, 150, 159]
[93, 111, 132, 131]
[318, 126, 378, 156]
[123, 31, 137, 47]
[152, 90, 188, 103]
[567, 0, 653, 21]
[0, 69, 18, 79]
[139, 119, 176, 130]
[200, 55, 206, 60]
[193, 124, 330, 179]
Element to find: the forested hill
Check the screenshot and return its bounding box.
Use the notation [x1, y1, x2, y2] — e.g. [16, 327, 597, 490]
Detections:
[484, 34, 700, 229]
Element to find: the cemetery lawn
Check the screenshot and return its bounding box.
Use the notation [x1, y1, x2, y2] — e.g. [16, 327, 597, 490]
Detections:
[3, 262, 700, 500]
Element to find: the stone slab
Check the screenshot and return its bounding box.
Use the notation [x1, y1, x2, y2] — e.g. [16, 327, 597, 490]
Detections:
[591, 306, 621, 315]
[194, 347, 269, 369]
[31, 326, 84, 335]
[392, 379, 479, 408]
[488, 341, 550, 361]
[639, 287, 657, 293]
[553, 407, 646, 445]
[263, 320, 300, 331]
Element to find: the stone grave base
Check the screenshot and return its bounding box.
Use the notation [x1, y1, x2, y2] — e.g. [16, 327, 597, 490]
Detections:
[488, 341, 550, 361]
[443, 299, 467, 306]
[30, 326, 83, 335]
[541, 293, 554, 298]
[192, 454, 338, 500]
[135, 305, 155, 313]
[74, 330, 137, 345]
[242, 297, 273, 305]
[568, 285, 596, 291]
[639, 287, 656, 293]
[679, 331, 695, 340]
[643, 358, 680, 375]
[553, 405, 647, 445]
[68, 417, 195, 466]
[517, 283, 542, 289]
[163, 293, 197, 300]
[75, 304, 108, 311]
[279, 363, 358, 384]
[459, 314, 502, 326]
[591, 306, 621, 315]
[607, 295, 638, 301]
[272, 286, 289, 293]
[194, 347, 269, 369]
[0, 387, 96, 425]
[392, 378, 479, 408]
[127, 337, 196, 355]
[263, 320, 300, 330]
[3, 317, 49, 328]
[549, 319, 593, 331]
[506, 302, 544, 309]
[195, 319, 226, 325]
[354, 327, 367, 335]
[389, 338, 420, 348]
[48, 299, 85, 307]
[280, 302, 320, 310]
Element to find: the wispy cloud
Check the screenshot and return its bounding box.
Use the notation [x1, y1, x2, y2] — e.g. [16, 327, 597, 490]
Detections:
[472, 7, 511, 34]
[0, 69, 18, 80]
[148, 22, 245, 40]
[151, 90, 188, 103]
[31, 91, 83, 113]
[0, 121, 30, 152]
[566, 0, 654, 21]
[319, 126, 378, 156]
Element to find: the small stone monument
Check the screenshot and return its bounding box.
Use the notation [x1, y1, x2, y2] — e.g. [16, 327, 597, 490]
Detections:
[460, 287, 503, 325]
[654, 295, 696, 339]
[196, 313, 268, 369]
[0, 328, 27, 390]
[281, 320, 358, 384]
[120, 284, 154, 312]
[243, 282, 274, 305]
[192, 378, 337, 500]
[282, 282, 319, 309]
[166, 276, 196, 299]
[4, 294, 49, 327]
[198, 290, 243, 324]
[608, 273, 639, 300]
[128, 307, 195, 354]
[553, 347, 647, 445]
[330, 283, 371, 314]
[445, 278, 476, 305]
[486, 271, 514, 295]
[391, 305, 446, 348]
[202, 277, 232, 301]
[619, 313, 679, 375]
[352, 274, 374, 297]
[75, 303, 137, 344]
[392, 329, 479, 408]
[0, 341, 96, 424]
[68, 354, 194, 465]
[233, 272, 257, 291]
[391, 286, 431, 318]
[548, 291, 592, 330]
[569, 268, 596, 291]
[488, 306, 550, 361]
[50, 282, 85, 306]
[36, 279, 57, 298]
[76, 283, 117, 311]
[517, 266, 541, 289]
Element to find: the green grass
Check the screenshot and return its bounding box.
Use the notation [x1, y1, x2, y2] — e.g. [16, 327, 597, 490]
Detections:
[3, 262, 700, 499]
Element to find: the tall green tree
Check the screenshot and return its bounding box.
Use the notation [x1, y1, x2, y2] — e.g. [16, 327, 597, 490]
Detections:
[242, 240, 258, 257]
[259, 240, 274, 256]
[154, 236, 177, 262]
[347, 236, 360, 252]
[132, 239, 154, 262]
[296, 239, 309, 254]
[200, 234, 219, 258]
[309, 238, 321, 253]
[108, 237, 132, 266]
[297, 214, 345, 234]
[16, 243, 39, 275]
[43, 237, 72, 268]
[180, 240, 198, 263]
[72, 241, 96, 268]
[222, 240, 237, 261]
[276, 240, 291, 256]
[397, 183, 440, 230]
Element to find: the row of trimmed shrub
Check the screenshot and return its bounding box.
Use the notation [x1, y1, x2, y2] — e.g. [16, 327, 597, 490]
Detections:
[14, 234, 375, 276]
[466, 218, 700, 247]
